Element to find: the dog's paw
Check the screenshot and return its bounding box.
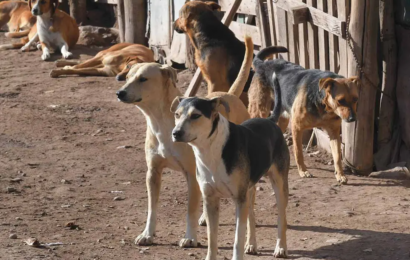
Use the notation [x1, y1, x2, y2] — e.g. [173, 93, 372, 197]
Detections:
[49, 70, 59, 78]
[245, 243, 257, 255]
[198, 214, 207, 226]
[273, 246, 287, 258]
[20, 45, 29, 52]
[179, 238, 198, 248]
[41, 52, 51, 61]
[62, 52, 73, 59]
[135, 234, 154, 246]
[36, 43, 42, 50]
[336, 174, 348, 184]
[63, 65, 73, 70]
[299, 170, 313, 178]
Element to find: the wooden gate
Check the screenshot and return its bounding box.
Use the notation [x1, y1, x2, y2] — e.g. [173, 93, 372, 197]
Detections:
[267, 0, 349, 76]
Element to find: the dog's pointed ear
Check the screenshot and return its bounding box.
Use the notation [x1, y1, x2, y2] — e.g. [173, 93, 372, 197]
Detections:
[170, 96, 185, 113]
[51, 0, 59, 16]
[348, 76, 361, 88]
[319, 78, 335, 91]
[206, 2, 221, 11]
[160, 65, 178, 86]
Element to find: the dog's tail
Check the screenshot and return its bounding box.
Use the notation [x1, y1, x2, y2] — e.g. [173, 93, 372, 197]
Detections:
[268, 73, 282, 123]
[228, 36, 254, 97]
[252, 46, 288, 76]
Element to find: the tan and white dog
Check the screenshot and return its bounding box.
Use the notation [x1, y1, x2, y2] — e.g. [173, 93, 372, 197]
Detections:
[115, 36, 253, 249]
[28, 0, 79, 60]
[0, 1, 36, 37]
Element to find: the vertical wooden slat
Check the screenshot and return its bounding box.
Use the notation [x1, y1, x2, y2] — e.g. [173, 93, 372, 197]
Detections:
[327, 0, 338, 72]
[337, 0, 349, 76]
[317, 0, 329, 70]
[298, 0, 309, 68]
[287, 13, 299, 63]
[267, 0, 277, 47]
[307, 0, 319, 69]
[274, 5, 289, 60]
[256, 0, 271, 48]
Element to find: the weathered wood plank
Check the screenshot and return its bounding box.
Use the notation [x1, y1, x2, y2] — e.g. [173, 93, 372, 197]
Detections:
[185, 0, 242, 97]
[256, 0, 271, 47]
[298, 0, 309, 68]
[337, 0, 348, 76]
[343, 0, 379, 175]
[287, 12, 299, 63]
[307, 0, 319, 69]
[267, 0, 278, 47]
[274, 0, 346, 38]
[316, 0, 329, 70]
[220, 0, 256, 15]
[377, 0, 397, 154]
[229, 21, 262, 46]
[327, 0, 338, 72]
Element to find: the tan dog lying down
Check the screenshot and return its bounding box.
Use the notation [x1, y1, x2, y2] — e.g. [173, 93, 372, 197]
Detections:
[0, 1, 36, 38]
[50, 43, 155, 80]
[114, 36, 252, 248]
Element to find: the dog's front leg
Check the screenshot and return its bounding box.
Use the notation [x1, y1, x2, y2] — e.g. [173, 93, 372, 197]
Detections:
[325, 125, 347, 184]
[204, 196, 220, 260]
[245, 186, 257, 255]
[40, 42, 51, 61]
[179, 172, 200, 248]
[291, 123, 312, 178]
[60, 43, 73, 59]
[135, 167, 163, 246]
[233, 195, 249, 260]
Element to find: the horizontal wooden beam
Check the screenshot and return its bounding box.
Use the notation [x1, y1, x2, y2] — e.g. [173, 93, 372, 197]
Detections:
[220, 0, 256, 16]
[229, 21, 261, 46]
[288, 5, 309, 24]
[273, 0, 346, 38]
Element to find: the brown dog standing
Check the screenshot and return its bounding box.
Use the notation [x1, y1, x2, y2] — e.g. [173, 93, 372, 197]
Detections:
[174, 1, 253, 104]
[250, 46, 361, 184]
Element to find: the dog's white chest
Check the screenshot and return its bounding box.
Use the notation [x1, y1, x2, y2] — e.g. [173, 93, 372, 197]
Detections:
[37, 18, 63, 48]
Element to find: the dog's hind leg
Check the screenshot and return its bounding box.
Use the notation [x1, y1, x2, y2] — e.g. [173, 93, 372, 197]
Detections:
[179, 172, 201, 248]
[49, 67, 113, 78]
[204, 196, 220, 260]
[245, 186, 257, 255]
[267, 165, 289, 258]
[324, 124, 347, 184]
[233, 194, 249, 260]
[55, 60, 80, 68]
[292, 122, 312, 178]
[135, 164, 164, 246]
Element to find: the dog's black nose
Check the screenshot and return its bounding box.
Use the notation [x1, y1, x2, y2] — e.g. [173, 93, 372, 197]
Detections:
[116, 74, 125, 81]
[346, 114, 356, 122]
[32, 9, 39, 15]
[172, 129, 184, 140]
[116, 90, 127, 100]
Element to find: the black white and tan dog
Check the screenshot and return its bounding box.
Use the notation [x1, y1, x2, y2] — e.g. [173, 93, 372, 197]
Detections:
[174, 1, 254, 104]
[115, 36, 253, 248]
[171, 51, 290, 259]
[249, 46, 361, 184]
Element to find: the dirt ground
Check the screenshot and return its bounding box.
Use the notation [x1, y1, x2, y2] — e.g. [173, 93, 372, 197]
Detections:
[1, 34, 410, 260]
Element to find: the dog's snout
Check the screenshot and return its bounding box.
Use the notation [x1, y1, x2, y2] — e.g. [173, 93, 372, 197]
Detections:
[172, 129, 184, 140]
[32, 8, 39, 15]
[116, 74, 125, 81]
[346, 113, 356, 123]
[116, 90, 127, 100]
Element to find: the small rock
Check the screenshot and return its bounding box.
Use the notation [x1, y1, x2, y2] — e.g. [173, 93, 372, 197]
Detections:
[6, 187, 17, 193]
[327, 161, 333, 165]
[9, 234, 17, 239]
[295, 203, 300, 207]
[121, 181, 131, 185]
[300, 237, 308, 241]
[65, 221, 80, 230]
[363, 248, 372, 252]
[124, 226, 129, 230]
[113, 196, 124, 201]
[10, 178, 23, 183]
[15, 217, 22, 221]
[92, 129, 103, 136]
[256, 186, 264, 191]
[345, 211, 355, 217]
[188, 252, 195, 256]
[61, 179, 71, 184]
[117, 145, 133, 149]
[61, 204, 71, 208]
[24, 237, 40, 247]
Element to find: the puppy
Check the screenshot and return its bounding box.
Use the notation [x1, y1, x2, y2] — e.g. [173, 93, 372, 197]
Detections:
[29, 0, 79, 61]
[0, 1, 36, 38]
[50, 43, 155, 79]
[171, 75, 290, 260]
[174, 1, 254, 103]
[250, 46, 361, 184]
[115, 36, 253, 248]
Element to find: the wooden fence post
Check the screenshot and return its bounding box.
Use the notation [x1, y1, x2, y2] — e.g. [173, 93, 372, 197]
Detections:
[69, 0, 87, 25]
[123, 0, 147, 45]
[342, 0, 380, 175]
[116, 0, 126, 43]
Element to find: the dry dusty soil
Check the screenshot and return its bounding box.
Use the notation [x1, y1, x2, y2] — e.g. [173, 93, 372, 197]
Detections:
[0, 34, 410, 260]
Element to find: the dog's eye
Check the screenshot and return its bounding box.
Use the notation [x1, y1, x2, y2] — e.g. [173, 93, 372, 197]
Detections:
[191, 114, 201, 120]
[126, 64, 131, 69]
[352, 97, 358, 103]
[175, 113, 180, 119]
[40, 0, 46, 4]
[337, 98, 347, 106]
[139, 77, 147, 83]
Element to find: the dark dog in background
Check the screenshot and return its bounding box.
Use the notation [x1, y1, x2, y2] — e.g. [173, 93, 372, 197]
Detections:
[250, 46, 361, 184]
[174, 1, 253, 104]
